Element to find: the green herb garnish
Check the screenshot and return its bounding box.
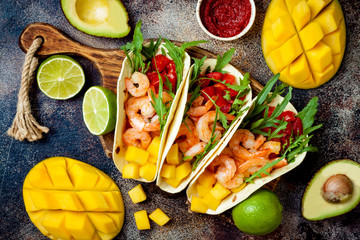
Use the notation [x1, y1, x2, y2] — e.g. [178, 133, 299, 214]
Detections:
[213, 48, 235, 73]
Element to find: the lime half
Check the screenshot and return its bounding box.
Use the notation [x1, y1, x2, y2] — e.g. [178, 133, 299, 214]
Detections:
[82, 86, 117, 135]
[37, 55, 85, 100]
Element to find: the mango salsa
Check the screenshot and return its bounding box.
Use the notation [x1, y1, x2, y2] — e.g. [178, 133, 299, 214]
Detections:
[128, 184, 147, 203]
[202, 192, 221, 211]
[149, 208, 170, 226]
[210, 182, 231, 200]
[166, 143, 180, 165]
[262, 0, 346, 88]
[23, 157, 124, 240]
[164, 177, 182, 188]
[134, 210, 150, 230]
[122, 163, 140, 179]
[125, 146, 149, 165]
[160, 164, 176, 179]
[146, 136, 161, 159]
[190, 196, 208, 213]
[139, 163, 157, 181]
[175, 162, 191, 181]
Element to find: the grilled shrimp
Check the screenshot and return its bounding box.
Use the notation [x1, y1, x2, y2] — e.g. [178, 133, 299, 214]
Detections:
[187, 97, 214, 117]
[176, 118, 200, 153]
[184, 142, 207, 159]
[196, 111, 222, 143]
[125, 72, 150, 97]
[123, 128, 152, 149]
[125, 96, 160, 132]
[209, 155, 237, 186]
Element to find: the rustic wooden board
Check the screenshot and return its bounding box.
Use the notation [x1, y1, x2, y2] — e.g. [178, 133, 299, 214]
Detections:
[19, 22, 277, 191]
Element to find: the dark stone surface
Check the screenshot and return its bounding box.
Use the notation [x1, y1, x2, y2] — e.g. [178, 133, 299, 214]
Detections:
[0, 0, 359, 239]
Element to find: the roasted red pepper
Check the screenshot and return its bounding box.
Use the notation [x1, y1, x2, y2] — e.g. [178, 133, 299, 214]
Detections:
[293, 117, 303, 136]
[206, 72, 222, 80]
[151, 54, 170, 72]
[201, 86, 215, 101]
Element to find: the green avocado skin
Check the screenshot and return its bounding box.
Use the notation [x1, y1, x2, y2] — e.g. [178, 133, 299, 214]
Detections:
[61, 0, 131, 38]
[302, 159, 360, 221]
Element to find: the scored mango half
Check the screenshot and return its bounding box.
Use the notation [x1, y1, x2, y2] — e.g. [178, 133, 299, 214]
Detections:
[23, 157, 124, 240]
[262, 0, 346, 88]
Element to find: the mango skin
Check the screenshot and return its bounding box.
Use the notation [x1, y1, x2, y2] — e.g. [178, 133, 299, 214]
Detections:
[23, 157, 124, 240]
[262, 0, 346, 89]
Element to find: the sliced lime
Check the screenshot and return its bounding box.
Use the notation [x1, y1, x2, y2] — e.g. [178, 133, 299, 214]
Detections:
[82, 86, 117, 135]
[37, 55, 85, 100]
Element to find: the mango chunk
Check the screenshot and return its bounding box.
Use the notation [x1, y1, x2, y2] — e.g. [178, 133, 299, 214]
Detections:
[202, 192, 221, 211]
[306, 41, 332, 72]
[262, 0, 345, 89]
[146, 136, 161, 159]
[175, 162, 192, 181]
[198, 170, 216, 187]
[166, 143, 180, 165]
[128, 184, 147, 203]
[190, 196, 208, 213]
[23, 157, 124, 240]
[122, 163, 140, 179]
[292, 0, 311, 31]
[125, 146, 149, 165]
[160, 164, 176, 179]
[164, 177, 182, 188]
[210, 182, 231, 200]
[271, 16, 296, 43]
[65, 212, 95, 239]
[196, 183, 212, 197]
[148, 156, 158, 164]
[134, 210, 151, 230]
[231, 183, 247, 193]
[149, 208, 170, 226]
[139, 163, 157, 181]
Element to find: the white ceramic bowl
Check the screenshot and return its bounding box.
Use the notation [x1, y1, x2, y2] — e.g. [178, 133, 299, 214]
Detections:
[196, 0, 256, 41]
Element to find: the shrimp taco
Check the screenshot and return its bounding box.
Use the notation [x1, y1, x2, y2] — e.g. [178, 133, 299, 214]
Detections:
[187, 74, 322, 214]
[112, 21, 205, 182]
[156, 49, 253, 193]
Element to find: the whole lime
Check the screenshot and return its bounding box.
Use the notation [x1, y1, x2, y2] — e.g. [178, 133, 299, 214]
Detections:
[232, 189, 283, 235]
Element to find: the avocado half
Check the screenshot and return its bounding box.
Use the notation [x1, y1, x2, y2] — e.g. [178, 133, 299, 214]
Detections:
[61, 0, 130, 38]
[302, 159, 360, 221]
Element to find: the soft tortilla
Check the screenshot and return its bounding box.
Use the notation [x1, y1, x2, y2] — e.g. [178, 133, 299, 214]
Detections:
[112, 42, 191, 183]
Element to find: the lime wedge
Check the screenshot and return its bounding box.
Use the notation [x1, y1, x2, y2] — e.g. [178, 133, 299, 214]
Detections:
[37, 55, 85, 100]
[82, 86, 117, 135]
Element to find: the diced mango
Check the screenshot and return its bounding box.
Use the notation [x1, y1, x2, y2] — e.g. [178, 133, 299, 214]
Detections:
[312, 63, 335, 85]
[261, 29, 281, 56]
[202, 192, 221, 211]
[306, 41, 332, 72]
[292, 0, 311, 31]
[307, 0, 332, 19]
[314, 3, 342, 35]
[267, 0, 290, 22]
[231, 183, 247, 193]
[271, 16, 295, 43]
[175, 162, 192, 181]
[190, 196, 208, 213]
[198, 170, 216, 187]
[160, 164, 176, 179]
[210, 182, 231, 200]
[68, 163, 98, 189]
[280, 35, 303, 66]
[122, 163, 140, 179]
[65, 212, 95, 239]
[77, 191, 109, 211]
[285, 0, 301, 14]
[128, 184, 147, 203]
[146, 137, 161, 159]
[289, 54, 310, 83]
[265, 47, 286, 73]
[139, 163, 157, 181]
[166, 143, 180, 165]
[149, 208, 170, 226]
[164, 177, 182, 188]
[196, 183, 212, 197]
[148, 156, 158, 164]
[23, 157, 124, 240]
[134, 210, 151, 230]
[88, 213, 118, 234]
[125, 146, 149, 165]
[322, 25, 345, 55]
[299, 22, 324, 51]
[41, 211, 72, 240]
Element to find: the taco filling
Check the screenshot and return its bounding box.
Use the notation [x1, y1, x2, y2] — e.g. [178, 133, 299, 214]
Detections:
[157, 49, 252, 192]
[188, 74, 322, 214]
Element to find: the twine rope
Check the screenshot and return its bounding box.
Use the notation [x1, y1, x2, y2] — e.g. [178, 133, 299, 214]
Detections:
[7, 37, 49, 141]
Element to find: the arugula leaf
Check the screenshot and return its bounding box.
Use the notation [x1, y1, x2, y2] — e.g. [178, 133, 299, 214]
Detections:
[213, 48, 235, 73]
[223, 90, 231, 100]
[142, 37, 162, 60]
[190, 56, 207, 87]
[297, 97, 319, 131]
[184, 85, 201, 119]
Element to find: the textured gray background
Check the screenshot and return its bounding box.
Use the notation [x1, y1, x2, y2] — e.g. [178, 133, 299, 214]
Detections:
[0, 0, 359, 239]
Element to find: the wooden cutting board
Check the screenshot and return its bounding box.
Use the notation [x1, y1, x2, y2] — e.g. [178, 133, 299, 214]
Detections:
[19, 22, 278, 191]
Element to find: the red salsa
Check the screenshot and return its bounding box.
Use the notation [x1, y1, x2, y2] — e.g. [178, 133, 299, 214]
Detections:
[200, 0, 252, 38]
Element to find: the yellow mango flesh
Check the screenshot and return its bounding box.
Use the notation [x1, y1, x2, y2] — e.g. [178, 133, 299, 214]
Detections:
[210, 182, 231, 200]
[134, 210, 150, 230]
[122, 163, 140, 179]
[146, 136, 161, 159]
[175, 162, 191, 181]
[23, 157, 124, 240]
[163, 177, 182, 188]
[262, 0, 346, 89]
[190, 196, 208, 213]
[197, 170, 216, 187]
[139, 163, 157, 181]
[196, 183, 212, 197]
[128, 184, 147, 204]
[160, 164, 176, 179]
[149, 208, 170, 226]
[166, 143, 180, 165]
[202, 192, 222, 211]
[125, 146, 149, 165]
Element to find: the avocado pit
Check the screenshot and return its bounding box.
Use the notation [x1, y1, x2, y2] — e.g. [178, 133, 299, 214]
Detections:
[76, 0, 109, 25]
[321, 174, 353, 203]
